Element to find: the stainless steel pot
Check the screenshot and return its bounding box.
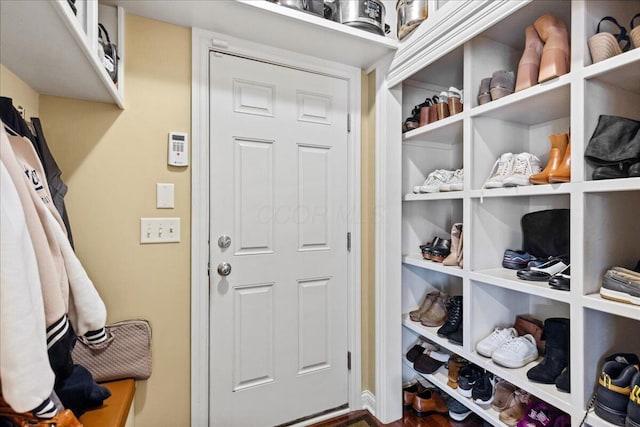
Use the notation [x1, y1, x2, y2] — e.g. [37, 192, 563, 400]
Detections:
[396, 0, 428, 40]
[271, 0, 324, 17]
[338, 0, 388, 36]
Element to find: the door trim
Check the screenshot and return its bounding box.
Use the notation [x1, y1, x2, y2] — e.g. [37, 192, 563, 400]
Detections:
[191, 28, 362, 427]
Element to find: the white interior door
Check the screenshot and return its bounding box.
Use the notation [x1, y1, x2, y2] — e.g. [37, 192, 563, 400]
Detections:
[209, 52, 350, 427]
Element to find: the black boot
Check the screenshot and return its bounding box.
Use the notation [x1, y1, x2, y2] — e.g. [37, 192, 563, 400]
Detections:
[526, 317, 569, 384]
[437, 296, 462, 337]
[555, 366, 570, 392]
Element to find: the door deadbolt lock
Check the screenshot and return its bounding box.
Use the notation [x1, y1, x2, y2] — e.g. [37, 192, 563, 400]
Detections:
[217, 262, 232, 276]
[218, 235, 231, 249]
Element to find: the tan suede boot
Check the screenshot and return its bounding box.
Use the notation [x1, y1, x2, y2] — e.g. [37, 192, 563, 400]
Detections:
[534, 14, 570, 83]
[515, 25, 544, 92]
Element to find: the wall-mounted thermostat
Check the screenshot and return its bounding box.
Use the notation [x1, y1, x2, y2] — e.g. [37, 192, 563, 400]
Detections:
[168, 132, 188, 166]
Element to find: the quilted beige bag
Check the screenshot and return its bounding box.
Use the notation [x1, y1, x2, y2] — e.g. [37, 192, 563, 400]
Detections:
[72, 319, 152, 382]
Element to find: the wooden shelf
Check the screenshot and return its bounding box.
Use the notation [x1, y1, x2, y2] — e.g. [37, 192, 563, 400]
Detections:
[0, 0, 123, 108]
[106, 0, 397, 69]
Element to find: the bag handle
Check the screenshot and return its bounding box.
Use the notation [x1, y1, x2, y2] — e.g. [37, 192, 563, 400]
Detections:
[98, 23, 112, 44]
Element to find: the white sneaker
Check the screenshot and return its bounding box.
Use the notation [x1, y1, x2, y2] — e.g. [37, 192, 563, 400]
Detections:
[419, 169, 453, 193]
[491, 334, 539, 368]
[476, 327, 518, 357]
[483, 153, 514, 188]
[503, 152, 541, 187]
[440, 168, 464, 191]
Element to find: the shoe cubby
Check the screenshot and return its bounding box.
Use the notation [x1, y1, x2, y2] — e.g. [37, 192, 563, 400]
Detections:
[470, 113, 571, 192]
[467, 280, 573, 414]
[469, 194, 570, 272]
[402, 199, 462, 259]
[402, 139, 463, 199]
[582, 190, 640, 316]
[582, 308, 640, 426]
[583, 0, 640, 69]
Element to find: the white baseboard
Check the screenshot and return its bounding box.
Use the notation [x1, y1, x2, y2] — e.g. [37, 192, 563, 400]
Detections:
[361, 390, 376, 415]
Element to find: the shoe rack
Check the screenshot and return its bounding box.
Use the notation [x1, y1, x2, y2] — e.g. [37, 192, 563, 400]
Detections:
[393, 1, 640, 425]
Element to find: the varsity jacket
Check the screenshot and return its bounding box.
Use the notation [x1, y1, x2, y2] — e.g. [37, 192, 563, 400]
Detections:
[0, 125, 107, 416]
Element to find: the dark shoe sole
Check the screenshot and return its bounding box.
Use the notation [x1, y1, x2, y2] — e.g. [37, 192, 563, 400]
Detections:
[595, 401, 627, 426]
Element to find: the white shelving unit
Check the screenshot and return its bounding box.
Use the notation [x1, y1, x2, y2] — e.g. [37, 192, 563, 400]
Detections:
[105, 0, 398, 70]
[390, 1, 640, 426]
[0, 0, 124, 108]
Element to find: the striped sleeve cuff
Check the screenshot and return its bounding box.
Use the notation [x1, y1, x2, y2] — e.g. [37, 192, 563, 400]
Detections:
[84, 327, 107, 345]
[32, 398, 57, 419]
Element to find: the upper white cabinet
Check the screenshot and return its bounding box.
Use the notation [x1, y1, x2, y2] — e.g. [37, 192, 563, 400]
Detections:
[0, 0, 124, 108]
[105, 0, 398, 70]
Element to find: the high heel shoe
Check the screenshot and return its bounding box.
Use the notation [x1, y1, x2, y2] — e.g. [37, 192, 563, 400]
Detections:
[515, 25, 544, 92]
[529, 133, 569, 184]
[436, 91, 450, 120]
[534, 14, 570, 82]
[428, 95, 440, 123]
[447, 87, 463, 115]
[477, 77, 492, 105]
[548, 137, 571, 183]
[418, 98, 433, 127]
[588, 16, 631, 64]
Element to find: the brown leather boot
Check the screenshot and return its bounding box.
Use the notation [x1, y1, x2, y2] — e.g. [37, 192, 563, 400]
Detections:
[529, 133, 568, 184]
[548, 138, 571, 183]
[534, 14, 570, 83]
[515, 25, 544, 92]
[446, 355, 468, 389]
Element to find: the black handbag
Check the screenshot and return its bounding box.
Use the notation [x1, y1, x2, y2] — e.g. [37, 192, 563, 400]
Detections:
[521, 209, 570, 259]
[98, 23, 119, 84]
[584, 115, 640, 166]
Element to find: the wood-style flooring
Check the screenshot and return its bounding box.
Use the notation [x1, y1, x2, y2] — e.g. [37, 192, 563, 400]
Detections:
[308, 408, 486, 427]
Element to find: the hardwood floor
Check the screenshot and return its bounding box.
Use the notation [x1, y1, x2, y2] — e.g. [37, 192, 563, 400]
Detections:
[308, 408, 486, 427]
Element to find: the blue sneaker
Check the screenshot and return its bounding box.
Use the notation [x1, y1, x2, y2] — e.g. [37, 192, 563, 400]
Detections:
[502, 249, 535, 270]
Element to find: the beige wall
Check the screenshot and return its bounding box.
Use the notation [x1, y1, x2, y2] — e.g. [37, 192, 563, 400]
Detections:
[39, 15, 191, 427]
[0, 64, 40, 119]
[361, 70, 376, 394]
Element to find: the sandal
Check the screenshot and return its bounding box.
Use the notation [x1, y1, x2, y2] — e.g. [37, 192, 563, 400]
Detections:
[448, 86, 463, 115]
[588, 16, 631, 64]
[631, 13, 640, 49]
[418, 98, 433, 127]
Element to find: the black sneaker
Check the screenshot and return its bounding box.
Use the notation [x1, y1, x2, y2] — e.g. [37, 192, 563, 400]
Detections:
[457, 364, 482, 398]
[472, 371, 495, 405]
[594, 353, 640, 425]
[627, 371, 640, 427]
[437, 296, 462, 337]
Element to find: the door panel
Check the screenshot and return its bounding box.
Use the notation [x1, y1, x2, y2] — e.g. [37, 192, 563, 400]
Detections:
[210, 52, 349, 427]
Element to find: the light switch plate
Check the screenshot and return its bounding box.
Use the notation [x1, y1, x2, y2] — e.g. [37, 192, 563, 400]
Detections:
[156, 183, 174, 209]
[140, 217, 180, 244]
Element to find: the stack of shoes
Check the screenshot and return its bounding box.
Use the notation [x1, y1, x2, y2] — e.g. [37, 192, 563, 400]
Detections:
[503, 249, 571, 290]
[413, 168, 464, 193]
[593, 353, 640, 426]
[529, 133, 571, 184]
[514, 14, 570, 93]
[600, 265, 640, 306]
[588, 16, 636, 64]
[437, 295, 463, 344]
[477, 70, 515, 105]
[483, 152, 541, 188]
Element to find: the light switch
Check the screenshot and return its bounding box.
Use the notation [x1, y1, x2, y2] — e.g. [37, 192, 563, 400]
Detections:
[140, 217, 180, 244]
[156, 183, 174, 209]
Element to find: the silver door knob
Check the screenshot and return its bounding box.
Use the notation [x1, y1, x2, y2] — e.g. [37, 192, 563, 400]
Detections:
[217, 262, 232, 276]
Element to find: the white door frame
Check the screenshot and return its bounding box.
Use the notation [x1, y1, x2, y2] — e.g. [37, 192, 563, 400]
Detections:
[190, 28, 362, 427]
